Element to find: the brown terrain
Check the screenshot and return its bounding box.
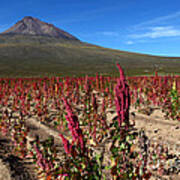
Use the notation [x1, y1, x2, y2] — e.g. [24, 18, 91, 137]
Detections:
[0, 104, 179, 180]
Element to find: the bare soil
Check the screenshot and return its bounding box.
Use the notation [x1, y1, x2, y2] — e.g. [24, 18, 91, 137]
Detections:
[0, 106, 179, 180]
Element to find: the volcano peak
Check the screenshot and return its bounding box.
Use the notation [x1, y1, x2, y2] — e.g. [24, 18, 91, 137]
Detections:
[1, 16, 79, 40]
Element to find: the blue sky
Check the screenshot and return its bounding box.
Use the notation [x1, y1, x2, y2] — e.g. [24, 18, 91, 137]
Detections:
[1, 0, 180, 56]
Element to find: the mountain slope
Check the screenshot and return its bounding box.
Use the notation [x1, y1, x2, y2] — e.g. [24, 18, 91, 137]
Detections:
[0, 17, 180, 77]
[0, 40, 180, 77]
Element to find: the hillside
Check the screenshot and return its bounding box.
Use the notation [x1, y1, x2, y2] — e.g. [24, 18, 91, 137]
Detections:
[0, 17, 180, 77]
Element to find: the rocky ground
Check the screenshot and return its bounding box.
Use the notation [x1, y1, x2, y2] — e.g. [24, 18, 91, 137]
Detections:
[0, 105, 180, 180]
[130, 107, 180, 180]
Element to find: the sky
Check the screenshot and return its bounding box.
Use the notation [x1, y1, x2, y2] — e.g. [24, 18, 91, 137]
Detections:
[1, 0, 180, 57]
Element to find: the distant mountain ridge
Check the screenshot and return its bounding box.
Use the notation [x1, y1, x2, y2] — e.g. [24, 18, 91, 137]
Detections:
[1, 16, 79, 41]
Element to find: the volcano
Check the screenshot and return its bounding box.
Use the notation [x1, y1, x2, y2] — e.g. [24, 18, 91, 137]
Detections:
[1, 16, 79, 41]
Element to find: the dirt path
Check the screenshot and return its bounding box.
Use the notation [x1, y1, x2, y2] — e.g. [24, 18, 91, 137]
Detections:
[130, 107, 180, 180]
[130, 107, 180, 154]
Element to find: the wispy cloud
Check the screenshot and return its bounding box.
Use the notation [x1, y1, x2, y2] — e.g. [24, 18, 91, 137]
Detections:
[127, 11, 180, 43]
[52, 4, 123, 25]
[99, 31, 119, 36]
[80, 31, 120, 38]
[0, 24, 12, 33]
[133, 11, 180, 29]
[126, 40, 134, 45]
[130, 26, 180, 39]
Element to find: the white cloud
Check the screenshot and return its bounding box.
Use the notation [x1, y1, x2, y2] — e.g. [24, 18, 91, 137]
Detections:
[100, 31, 119, 36]
[127, 11, 180, 44]
[130, 26, 180, 39]
[126, 40, 134, 45]
[133, 11, 180, 29]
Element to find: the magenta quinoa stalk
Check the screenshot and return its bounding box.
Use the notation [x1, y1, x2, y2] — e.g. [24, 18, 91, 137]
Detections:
[62, 97, 86, 154]
[114, 63, 130, 128]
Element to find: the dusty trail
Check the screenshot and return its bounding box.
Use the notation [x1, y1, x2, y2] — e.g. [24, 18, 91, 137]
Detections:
[130, 108, 180, 154]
